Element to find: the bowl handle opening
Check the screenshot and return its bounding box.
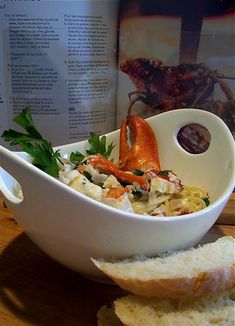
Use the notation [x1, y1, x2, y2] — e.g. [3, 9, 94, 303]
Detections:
[0, 146, 26, 205]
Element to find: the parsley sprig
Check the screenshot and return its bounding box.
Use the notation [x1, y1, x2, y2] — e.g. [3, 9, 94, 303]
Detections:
[1, 107, 62, 178]
[2, 108, 115, 176]
[69, 151, 85, 165]
[69, 133, 115, 166]
[86, 132, 115, 159]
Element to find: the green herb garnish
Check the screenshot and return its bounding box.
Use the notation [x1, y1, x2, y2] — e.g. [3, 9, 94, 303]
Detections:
[1, 107, 61, 178]
[86, 132, 115, 159]
[83, 171, 93, 182]
[69, 132, 115, 166]
[203, 197, 210, 206]
[2, 108, 115, 178]
[133, 169, 144, 176]
[70, 151, 85, 166]
[132, 190, 142, 199]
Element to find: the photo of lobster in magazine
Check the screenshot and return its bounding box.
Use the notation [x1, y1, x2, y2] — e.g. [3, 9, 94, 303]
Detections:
[0, 0, 234, 152]
[116, 0, 235, 147]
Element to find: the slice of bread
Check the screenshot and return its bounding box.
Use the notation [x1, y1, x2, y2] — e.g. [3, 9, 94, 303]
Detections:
[92, 236, 235, 298]
[114, 290, 235, 326]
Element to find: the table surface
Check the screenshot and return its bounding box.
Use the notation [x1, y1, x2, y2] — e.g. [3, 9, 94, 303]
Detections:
[0, 195, 234, 326]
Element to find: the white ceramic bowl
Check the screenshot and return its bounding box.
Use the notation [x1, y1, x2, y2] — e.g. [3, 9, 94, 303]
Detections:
[0, 109, 234, 280]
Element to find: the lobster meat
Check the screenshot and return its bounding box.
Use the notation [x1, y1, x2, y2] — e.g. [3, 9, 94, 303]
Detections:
[88, 154, 149, 191]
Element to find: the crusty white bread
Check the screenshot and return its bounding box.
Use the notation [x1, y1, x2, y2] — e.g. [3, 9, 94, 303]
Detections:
[113, 290, 235, 326]
[97, 290, 235, 326]
[92, 236, 235, 298]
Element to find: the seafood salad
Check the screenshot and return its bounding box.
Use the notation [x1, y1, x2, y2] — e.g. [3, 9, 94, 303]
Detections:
[2, 108, 209, 217]
[59, 115, 209, 216]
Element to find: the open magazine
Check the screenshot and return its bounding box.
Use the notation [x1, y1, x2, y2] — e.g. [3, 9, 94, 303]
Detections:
[1, 0, 234, 150]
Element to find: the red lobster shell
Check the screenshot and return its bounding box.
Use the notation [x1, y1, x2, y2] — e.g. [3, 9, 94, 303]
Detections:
[120, 58, 235, 134]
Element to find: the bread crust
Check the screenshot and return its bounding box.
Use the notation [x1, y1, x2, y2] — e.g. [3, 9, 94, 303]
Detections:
[107, 265, 235, 298]
[114, 291, 235, 326]
[92, 237, 235, 298]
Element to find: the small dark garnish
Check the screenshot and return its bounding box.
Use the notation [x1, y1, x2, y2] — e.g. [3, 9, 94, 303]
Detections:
[132, 190, 142, 199]
[83, 171, 93, 182]
[120, 181, 133, 187]
[133, 169, 144, 176]
[81, 159, 88, 165]
[203, 197, 210, 206]
[157, 170, 172, 176]
[155, 191, 162, 196]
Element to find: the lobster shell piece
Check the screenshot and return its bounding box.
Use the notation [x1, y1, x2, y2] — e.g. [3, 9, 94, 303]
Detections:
[88, 154, 149, 191]
[119, 115, 161, 172]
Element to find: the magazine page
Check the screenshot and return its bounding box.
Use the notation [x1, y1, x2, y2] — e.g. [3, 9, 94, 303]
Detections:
[0, 0, 119, 148]
[116, 0, 235, 139]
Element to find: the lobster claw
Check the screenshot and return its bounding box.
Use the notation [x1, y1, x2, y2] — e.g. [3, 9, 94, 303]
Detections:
[119, 115, 161, 172]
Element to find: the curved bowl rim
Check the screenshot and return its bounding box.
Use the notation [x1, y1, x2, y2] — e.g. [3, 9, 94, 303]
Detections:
[1, 145, 233, 224]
